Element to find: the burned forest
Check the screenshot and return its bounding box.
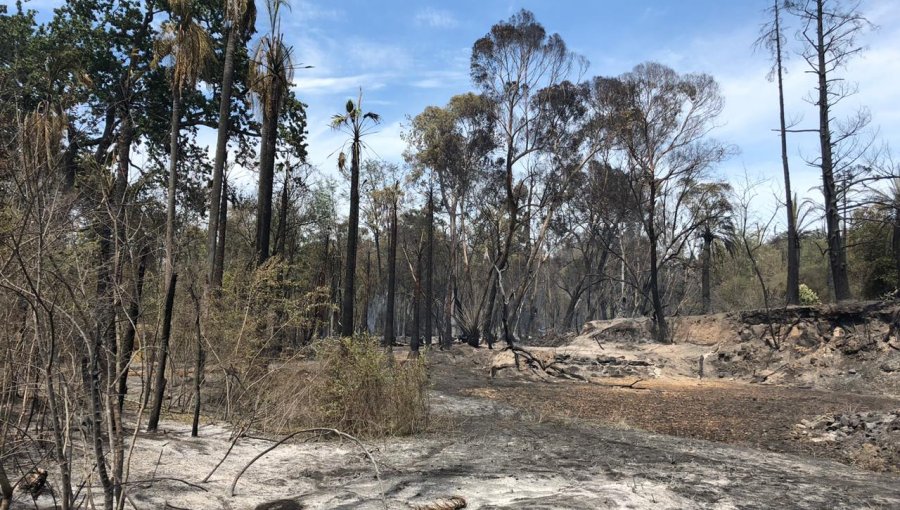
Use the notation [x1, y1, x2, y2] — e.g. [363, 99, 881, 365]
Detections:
[1, 1, 900, 508]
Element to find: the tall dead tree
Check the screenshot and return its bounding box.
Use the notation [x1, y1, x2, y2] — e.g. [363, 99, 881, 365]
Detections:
[758, 0, 801, 305]
[787, 0, 871, 301]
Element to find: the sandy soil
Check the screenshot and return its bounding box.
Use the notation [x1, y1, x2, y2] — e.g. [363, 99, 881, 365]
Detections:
[12, 339, 900, 509]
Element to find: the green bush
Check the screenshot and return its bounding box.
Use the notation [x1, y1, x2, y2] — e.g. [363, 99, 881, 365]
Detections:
[798, 283, 821, 306]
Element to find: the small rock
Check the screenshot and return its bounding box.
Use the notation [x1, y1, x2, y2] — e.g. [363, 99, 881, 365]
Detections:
[880, 360, 899, 373]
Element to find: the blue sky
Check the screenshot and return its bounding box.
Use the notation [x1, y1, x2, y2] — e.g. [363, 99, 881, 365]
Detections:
[22, 0, 900, 225]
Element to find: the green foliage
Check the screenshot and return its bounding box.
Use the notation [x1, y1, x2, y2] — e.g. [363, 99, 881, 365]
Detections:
[847, 206, 897, 298]
[798, 284, 820, 306]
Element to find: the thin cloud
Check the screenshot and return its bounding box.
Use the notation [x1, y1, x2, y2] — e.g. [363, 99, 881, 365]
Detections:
[414, 8, 459, 29]
[293, 74, 388, 95]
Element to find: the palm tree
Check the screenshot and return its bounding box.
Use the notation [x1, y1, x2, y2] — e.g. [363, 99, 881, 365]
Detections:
[331, 90, 380, 337]
[693, 182, 737, 314]
[148, 0, 214, 433]
[207, 0, 256, 288]
[250, 0, 294, 266]
[384, 180, 400, 348]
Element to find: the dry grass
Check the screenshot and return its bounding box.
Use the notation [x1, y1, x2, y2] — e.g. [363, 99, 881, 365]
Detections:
[254, 336, 428, 438]
[849, 443, 889, 472]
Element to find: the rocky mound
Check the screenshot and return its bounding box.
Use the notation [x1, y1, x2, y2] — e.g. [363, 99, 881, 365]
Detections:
[794, 409, 900, 472]
[491, 301, 900, 394]
[489, 348, 658, 382]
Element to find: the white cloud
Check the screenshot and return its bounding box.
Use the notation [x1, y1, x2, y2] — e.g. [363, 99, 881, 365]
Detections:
[290, 1, 344, 22]
[345, 40, 414, 72]
[293, 74, 388, 95]
[414, 7, 459, 29]
[409, 70, 468, 89]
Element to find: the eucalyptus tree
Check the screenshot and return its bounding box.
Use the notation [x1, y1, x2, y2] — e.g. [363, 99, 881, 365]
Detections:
[786, 0, 873, 301]
[251, 0, 294, 266]
[332, 91, 380, 337]
[552, 161, 633, 330]
[470, 9, 583, 345]
[757, 0, 801, 305]
[207, 0, 256, 287]
[604, 63, 728, 342]
[505, 79, 615, 338]
[148, 0, 214, 433]
[405, 93, 495, 346]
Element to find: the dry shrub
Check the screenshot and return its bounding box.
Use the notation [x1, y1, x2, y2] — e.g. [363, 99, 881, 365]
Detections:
[256, 335, 428, 438]
[849, 443, 888, 472]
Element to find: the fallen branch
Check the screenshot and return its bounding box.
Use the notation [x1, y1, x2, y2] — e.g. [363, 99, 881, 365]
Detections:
[602, 378, 647, 390]
[202, 426, 247, 483]
[508, 346, 548, 371]
[229, 428, 386, 510]
[124, 477, 208, 493]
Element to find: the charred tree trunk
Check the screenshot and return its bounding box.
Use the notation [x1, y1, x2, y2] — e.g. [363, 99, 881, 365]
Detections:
[701, 229, 713, 313]
[774, 1, 801, 305]
[149, 89, 181, 432]
[482, 277, 497, 349]
[274, 165, 290, 257]
[117, 247, 149, 412]
[256, 101, 277, 267]
[814, 0, 851, 301]
[213, 179, 228, 288]
[207, 24, 238, 288]
[340, 139, 361, 337]
[148, 273, 177, 432]
[384, 190, 398, 348]
[190, 286, 204, 437]
[411, 250, 422, 356]
[647, 182, 669, 342]
[424, 188, 434, 346]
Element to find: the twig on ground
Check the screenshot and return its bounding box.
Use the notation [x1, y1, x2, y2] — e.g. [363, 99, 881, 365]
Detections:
[123, 478, 208, 492]
[202, 426, 247, 483]
[603, 378, 647, 390]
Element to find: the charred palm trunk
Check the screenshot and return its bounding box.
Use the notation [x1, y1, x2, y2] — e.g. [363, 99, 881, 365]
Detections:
[256, 99, 277, 266]
[213, 179, 228, 288]
[384, 191, 398, 348]
[207, 24, 238, 287]
[340, 139, 361, 337]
